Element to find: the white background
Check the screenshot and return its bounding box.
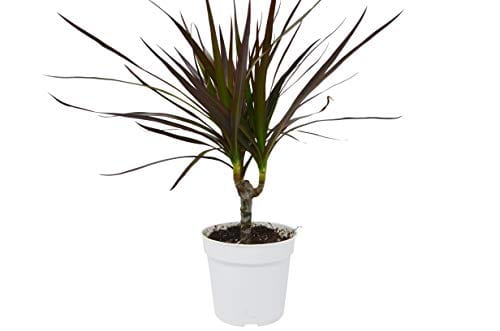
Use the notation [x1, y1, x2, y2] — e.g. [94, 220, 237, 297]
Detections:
[1, 0, 499, 330]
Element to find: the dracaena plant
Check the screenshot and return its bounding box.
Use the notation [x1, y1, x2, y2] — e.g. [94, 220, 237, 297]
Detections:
[50, 0, 401, 243]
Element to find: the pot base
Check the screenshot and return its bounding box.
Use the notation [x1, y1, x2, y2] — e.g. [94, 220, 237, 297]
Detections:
[215, 309, 284, 327]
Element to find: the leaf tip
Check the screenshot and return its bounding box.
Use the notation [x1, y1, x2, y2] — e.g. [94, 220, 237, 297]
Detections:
[48, 92, 59, 101]
[57, 13, 73, 25]
[394, 9, 405, 21]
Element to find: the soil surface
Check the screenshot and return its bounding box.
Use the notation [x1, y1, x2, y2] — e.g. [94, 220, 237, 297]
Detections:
[208, 224, 293, 244]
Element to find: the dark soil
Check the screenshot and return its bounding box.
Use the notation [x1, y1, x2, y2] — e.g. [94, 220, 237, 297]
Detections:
[208, 224, 293, 244]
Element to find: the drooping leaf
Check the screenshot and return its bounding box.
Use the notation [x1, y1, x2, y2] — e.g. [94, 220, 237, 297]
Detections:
[47, 72, 205, 117]
[170, 148, 217, 190]
[137, 123, 215, 147]
[267, 9, 402, 156]
[50, 93, 221, 148]
[299, 72, 358, 107]
[297, 130, 340, 141]
[269, 95, 334, 137]
[101, 154, 232, 176]
[286, 116, 402, 134]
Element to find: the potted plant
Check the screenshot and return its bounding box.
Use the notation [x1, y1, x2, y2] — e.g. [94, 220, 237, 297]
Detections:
[50, 0, 401, 326]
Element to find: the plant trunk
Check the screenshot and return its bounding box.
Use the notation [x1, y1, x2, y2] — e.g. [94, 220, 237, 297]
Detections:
[237, 180, 255, 244]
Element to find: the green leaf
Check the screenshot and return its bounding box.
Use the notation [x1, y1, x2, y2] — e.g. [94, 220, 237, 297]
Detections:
[253, 0, 277, 151]
[205, 0, 231, 107]
[230, 1, 252, 160]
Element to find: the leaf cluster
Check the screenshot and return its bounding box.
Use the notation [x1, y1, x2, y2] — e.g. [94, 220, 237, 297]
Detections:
[51, 0, 401, 192]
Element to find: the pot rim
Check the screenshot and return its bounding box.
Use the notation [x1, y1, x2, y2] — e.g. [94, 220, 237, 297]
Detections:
[202, 221, 298, 247]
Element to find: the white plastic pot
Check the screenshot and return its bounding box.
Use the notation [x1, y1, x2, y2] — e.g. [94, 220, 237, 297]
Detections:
[202, 222, 297, 326]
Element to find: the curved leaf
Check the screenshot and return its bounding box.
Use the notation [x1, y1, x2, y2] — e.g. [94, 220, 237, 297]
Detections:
[286, 116, 402, 134]
[137, 123, 215, 147]
[101, 154, 232, 176]
[170, 148, 217, 190]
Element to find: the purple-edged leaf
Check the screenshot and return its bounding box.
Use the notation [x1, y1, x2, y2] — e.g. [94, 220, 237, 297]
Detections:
[101, 154, 232, 176]
[47, 72, 207, 121]
[266, 40, 320, 124]
[299, 72, 358, 107]
[171, 47, 202, 80]
[268, 95, 334, 137]
[137, 123, 215, 147]
[325, 11, 403, 76]
[286, 116, 402, 134]
[50, 93, 221, 147]
[58, 14, 138, 66]
[271, 22, 302, 87]
[269, 0, 321, 51]
[141, 39, 230, 134]
[280, 19, 346, 95]
[124, 65, 210, 124]
[170, 148, 217, 190]
[228, 23, 235, 91]
[296, 9, 367, 104]
[205, 0, 231, 107]
[219, 27, 229, 84]
[297, 130, 340, 141]
[269, 0, 302, 60]
[267, 9, 371, 155]
[242, 154, 254, 177]
[59, 12, 180, 94]
[149, 0, 216, 77]
[232, 0, 242, 49]
[230, 1, 252, 154]
[253, 0, 277, 150]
